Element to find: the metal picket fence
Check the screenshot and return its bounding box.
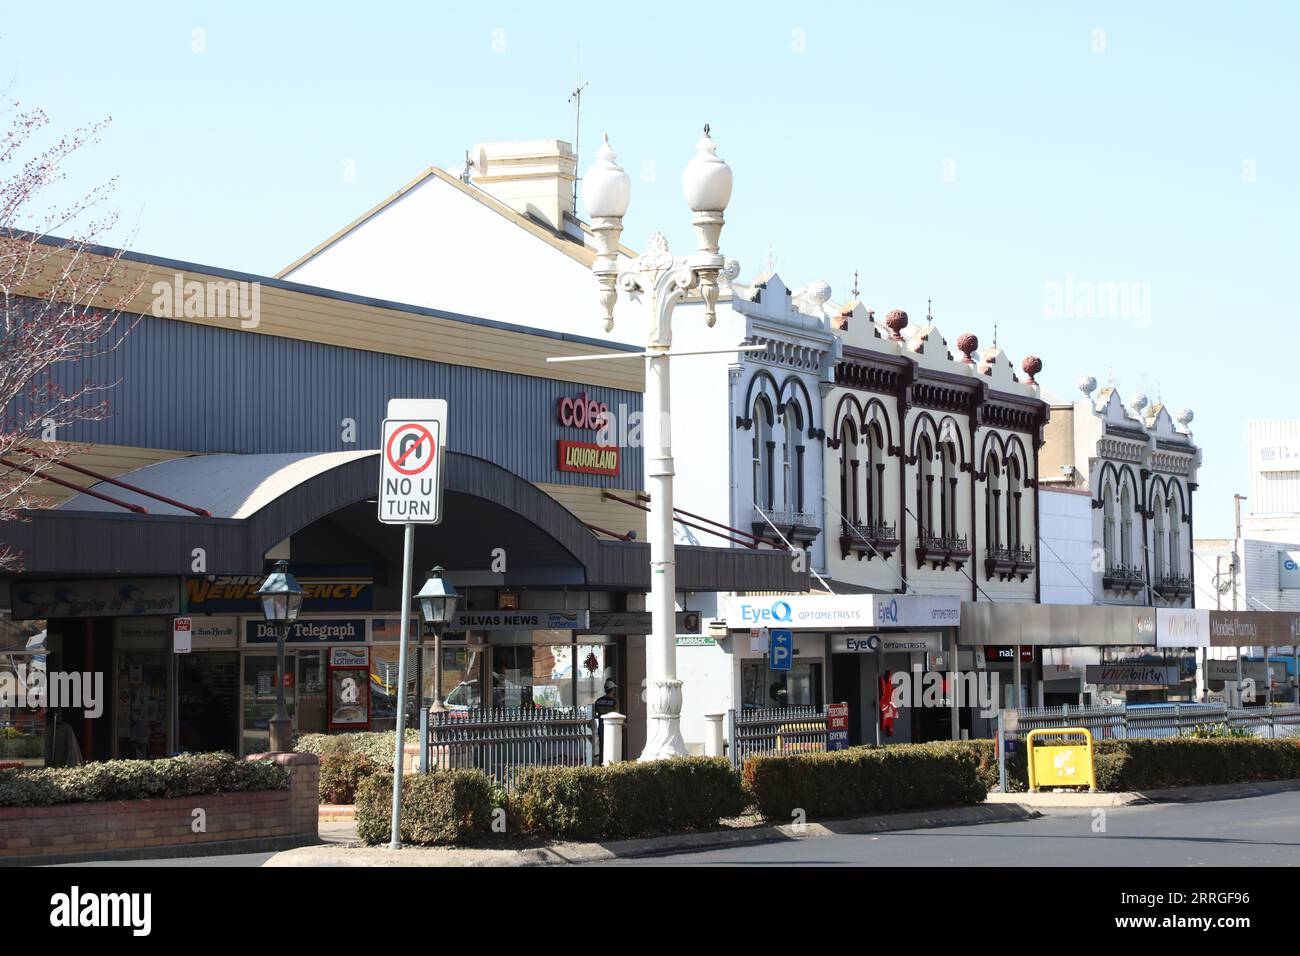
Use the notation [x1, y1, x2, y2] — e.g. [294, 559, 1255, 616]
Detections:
[729, 705, 829, 766]
[427, 707, 598, 791]
[1008, 702, 1300, 740]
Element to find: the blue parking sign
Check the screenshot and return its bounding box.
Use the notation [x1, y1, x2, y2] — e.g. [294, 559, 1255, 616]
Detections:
[769, 628, 794, 672]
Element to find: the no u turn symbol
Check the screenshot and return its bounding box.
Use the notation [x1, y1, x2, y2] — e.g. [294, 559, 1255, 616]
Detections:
[385, 423, 436, 475]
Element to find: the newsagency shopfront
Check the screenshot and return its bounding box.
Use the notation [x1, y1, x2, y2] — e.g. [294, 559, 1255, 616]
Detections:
[690, 593, 964, 747]
[0, 452, 797, 764]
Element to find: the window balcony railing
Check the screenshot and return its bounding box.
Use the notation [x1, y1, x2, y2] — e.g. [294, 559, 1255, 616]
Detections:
[1154, 573, 1192, 601]
[839, 520, 899, 562]
[752, 507, 820, 546]
[984, 545, 1034, 582]
[915, 533, 971, 571]
[1102, 563, 1145, 594]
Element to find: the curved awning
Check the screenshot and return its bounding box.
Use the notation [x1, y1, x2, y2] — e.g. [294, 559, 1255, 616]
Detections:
[4, 451, 807, 593]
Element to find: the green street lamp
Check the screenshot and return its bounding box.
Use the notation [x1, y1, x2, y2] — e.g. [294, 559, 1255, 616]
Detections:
[255, 559, 304, 753]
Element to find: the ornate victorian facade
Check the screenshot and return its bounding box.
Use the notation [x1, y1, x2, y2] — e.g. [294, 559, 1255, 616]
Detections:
[1040, 379, 1200, 608]
[824, 303, 1050, 601]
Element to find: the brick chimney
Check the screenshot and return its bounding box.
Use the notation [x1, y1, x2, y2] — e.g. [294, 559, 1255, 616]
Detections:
[471, 139, 577, 233]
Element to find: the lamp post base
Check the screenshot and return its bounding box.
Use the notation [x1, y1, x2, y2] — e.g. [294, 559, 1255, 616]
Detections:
[268, 715, 293, 754]
[638, 679, 688, 761]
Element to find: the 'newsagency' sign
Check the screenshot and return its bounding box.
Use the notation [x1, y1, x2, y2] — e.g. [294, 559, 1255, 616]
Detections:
[723, 595, 960, 630]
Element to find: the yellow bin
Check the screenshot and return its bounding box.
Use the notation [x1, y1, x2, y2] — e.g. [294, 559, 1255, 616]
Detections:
[1026, 727, 1097, 792]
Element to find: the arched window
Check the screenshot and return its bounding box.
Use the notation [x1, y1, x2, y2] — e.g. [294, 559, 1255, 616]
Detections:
[865, 422, 883, 527]
[1120, 483, 1134, 567]
[985, 454, 1002, 550]
[1006, 455, 1022, 549]
[1102, 481, 1116, 566]
[753, 397, 774, 511]
[939, 440, 958, 538]
[916, 435, 935, 537]
[782, 400, 804, 513]
[1153, 490, 1167, 580]
[1168, 494, 1182, 576]
[839, 419, 858, 527]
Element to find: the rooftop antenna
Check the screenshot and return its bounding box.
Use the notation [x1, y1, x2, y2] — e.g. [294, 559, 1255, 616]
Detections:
[568, 71, 589, 214]
[992, 323, 998, 347]
[927, 297, 933, 322]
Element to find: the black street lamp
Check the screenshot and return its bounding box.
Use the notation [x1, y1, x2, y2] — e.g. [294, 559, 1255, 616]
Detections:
[415, 567, 459, 714]
[255, 559, 304, 753]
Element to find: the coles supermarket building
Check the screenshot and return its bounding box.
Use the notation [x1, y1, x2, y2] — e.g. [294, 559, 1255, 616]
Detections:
[0, 239, 801, 764]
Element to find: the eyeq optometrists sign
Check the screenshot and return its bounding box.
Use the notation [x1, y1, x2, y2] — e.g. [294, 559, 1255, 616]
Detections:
[722, 595, 960, 630]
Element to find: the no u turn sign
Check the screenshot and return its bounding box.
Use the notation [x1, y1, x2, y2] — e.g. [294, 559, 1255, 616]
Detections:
[378, 399, 448, 524]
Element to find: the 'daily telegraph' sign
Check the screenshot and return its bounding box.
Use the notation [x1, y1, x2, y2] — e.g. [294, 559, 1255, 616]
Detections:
[378, 399, 448, 524]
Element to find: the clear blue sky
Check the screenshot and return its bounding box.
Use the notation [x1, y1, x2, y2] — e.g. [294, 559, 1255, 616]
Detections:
[4, 1, 1296, 538]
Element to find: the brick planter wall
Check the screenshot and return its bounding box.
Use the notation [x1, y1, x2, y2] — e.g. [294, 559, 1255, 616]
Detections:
[0, 752, 319, 866]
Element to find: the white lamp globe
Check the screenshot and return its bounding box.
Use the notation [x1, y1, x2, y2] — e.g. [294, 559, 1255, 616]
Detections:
[581, 134, 631, 219]
[682, 125, 733, 214]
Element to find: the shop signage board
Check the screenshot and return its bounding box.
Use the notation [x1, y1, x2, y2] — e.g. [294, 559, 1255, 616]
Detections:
[187, 569, 373, 612]
[583, 610, 701, 635]
[557, 440, 620, 477]
[1209, 610, 1300, 647]
[723, 594, 960, 631]
[1205, 660, 1270, 683]
[11, 577, 181, 620]
[245, 619, 367, 645]
[447, 610, 590, 632]
[1281, 552, 1300, 590]
[827, 702, 850, 751]
[832, 633, 942, 653]
[983, 645, 1034, 663]
[378, 399, 448, 525]
[1156, 608, 1210, 647]
[750, 627, 768, 652]
[1084, 664, 1180, 686]
[172, 617, 192, 654]
[768, 629, 793, 671]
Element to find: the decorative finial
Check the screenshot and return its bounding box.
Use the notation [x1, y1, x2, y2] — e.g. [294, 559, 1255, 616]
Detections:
[1021, 355, 1043, 385]
[1129, 392, 1148, 415]
[956, 333, 979, 364]
[1176, 408, 1194, 427]
[703, 123, 710, 136]
[851, 270, 859, 299]
[927, 298, 933, 322]
[884, 309, 908, 340]
[992, 323, 998, 347]
[1078, 375, 1097, 397]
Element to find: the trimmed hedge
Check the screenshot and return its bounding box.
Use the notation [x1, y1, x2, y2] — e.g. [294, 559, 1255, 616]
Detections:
[295, 730, 416, 767]
[966, 737, 1300, 792]
[515, 757, 746, 841]
[355, 770, 494, 846]
[318, 750, 380, 804]
[0, 752, 289, 807]
[743, 742, 987, 821]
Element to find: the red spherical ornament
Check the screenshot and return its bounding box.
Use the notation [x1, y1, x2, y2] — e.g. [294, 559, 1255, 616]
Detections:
[1021, 355, 1043, 383]
[884, 309, 908, 340]
[956, 332, 979, 363]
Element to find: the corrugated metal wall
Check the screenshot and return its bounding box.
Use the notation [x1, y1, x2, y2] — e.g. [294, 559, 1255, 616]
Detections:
[21, 316, 642, 489]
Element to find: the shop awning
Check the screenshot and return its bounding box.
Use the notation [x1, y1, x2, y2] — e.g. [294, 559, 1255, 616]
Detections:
[1, 450, 807, 594]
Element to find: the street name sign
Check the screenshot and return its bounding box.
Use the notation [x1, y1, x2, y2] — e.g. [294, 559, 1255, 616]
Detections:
[378, 399, 448, 524]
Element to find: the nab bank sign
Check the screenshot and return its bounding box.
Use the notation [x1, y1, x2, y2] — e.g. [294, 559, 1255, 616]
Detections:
[723, 595, 961, 630]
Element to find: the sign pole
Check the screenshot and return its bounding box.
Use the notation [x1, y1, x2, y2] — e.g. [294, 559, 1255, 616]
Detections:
[389, 521, 415, 849]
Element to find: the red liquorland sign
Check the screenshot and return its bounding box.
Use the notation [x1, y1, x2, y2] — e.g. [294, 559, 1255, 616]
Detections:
[557, 440, 620, 477]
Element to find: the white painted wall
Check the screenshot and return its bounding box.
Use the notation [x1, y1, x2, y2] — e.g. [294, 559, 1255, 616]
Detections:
[1038, 487, 1095, 605]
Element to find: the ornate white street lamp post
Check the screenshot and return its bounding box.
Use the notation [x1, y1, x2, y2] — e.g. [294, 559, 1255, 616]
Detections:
[582, 128, 739, 760]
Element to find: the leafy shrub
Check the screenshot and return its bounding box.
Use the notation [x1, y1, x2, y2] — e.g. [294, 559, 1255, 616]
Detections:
[743, 742, 987, 821]
[515, 757, 745, 841]
[294, 730, 417, 767]
[1189, 722, 1254, 739]
[355, 770, 493, 846]
[964, 736, 1300, 791]
[0, 752, 288, 807]
[318, 750, 380, 804]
